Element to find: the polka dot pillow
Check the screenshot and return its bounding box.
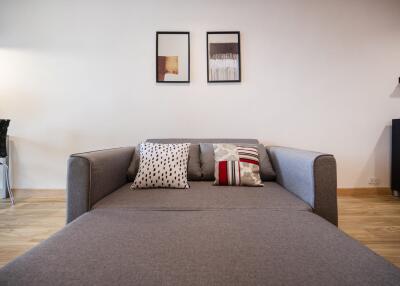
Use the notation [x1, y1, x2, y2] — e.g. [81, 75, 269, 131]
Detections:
[131, 143, 190, 189]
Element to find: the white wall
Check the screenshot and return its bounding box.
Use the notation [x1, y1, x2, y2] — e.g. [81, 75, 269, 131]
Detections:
[0, 0, 399, 189]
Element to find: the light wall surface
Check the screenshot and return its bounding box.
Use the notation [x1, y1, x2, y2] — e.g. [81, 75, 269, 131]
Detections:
[0, 0, 399, 189]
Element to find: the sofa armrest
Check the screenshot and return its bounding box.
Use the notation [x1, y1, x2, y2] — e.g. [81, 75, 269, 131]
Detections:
[67, 147, 135, 223]
[267, 146, 338, 225]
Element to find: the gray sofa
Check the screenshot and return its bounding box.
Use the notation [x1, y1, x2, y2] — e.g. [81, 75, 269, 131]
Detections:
[1, 138, 399, 286]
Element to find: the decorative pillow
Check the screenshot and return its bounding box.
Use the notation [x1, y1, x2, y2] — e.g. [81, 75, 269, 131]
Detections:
[131, 143, 190, 189]
[127, 143, 202, 181]
[201, 143, 276, 181]
[213, 144, 263, 186]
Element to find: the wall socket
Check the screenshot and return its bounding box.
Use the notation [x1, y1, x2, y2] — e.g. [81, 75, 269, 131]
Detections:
[368, 177, 380, 186]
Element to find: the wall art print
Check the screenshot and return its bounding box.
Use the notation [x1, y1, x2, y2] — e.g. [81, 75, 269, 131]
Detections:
[156, 32, 190, 83]
[207, 31, 241, 82]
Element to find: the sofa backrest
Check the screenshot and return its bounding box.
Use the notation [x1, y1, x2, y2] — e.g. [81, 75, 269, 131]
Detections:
[146, 138, 259, 144]
[144, 139, 259, 181]
[143, 139, 277, 182]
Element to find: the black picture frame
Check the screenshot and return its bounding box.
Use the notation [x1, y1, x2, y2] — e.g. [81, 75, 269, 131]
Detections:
[207, 31, 241, 83]
[156, 31, 190, 83]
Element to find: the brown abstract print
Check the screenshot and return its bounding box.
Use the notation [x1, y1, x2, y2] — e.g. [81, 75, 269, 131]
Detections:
[157, 56, 178, 81]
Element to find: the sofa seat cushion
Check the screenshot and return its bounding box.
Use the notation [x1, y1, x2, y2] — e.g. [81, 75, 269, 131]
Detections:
[2, 209, 399, 286]
[93, 182, 312, 211]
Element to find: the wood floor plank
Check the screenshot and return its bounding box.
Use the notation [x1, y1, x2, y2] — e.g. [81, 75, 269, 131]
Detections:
[0, 190, 66, 267]
[0, 190, 399, 269]
[338, 193, 400, 268]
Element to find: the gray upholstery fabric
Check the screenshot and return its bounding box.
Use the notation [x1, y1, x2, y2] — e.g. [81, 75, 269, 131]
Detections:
[127, 143, 202, 181]
[268, 146, 338, 225]
[4, 143, 397, 285]
[186, 144, 202, 180]
[313, 155, 338, 225]
[126, 145, 139, 181]
[93, 182, 311, 211]
[67, 144, 338, 225]
[200, 143, 276, 181]
[200, 143, 215, 180]
[146, 140, 202, 181]
[259, 144, 277, 180]
[66, 156, 90, 224]
[67, 147, 134, 223]
[1, 209, 399, 286]
[147, 139, 259, 181]
[147, 138, 259, 144]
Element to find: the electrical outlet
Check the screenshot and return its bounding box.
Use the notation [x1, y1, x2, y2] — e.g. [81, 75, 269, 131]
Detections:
[368, 177, 380, 186]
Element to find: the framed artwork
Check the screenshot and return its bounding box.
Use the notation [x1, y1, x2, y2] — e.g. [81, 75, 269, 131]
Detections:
[207, 31, 241, 83]
[156, 32, 190, 83]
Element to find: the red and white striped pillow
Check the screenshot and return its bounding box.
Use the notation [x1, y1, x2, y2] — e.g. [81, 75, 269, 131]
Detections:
[213, 144, 263, 186]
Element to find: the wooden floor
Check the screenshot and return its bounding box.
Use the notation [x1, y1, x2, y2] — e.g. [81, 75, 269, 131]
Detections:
[0, 190, 66, 267]
[338, 192, 400, 267]
[0, 190, 399, 268]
